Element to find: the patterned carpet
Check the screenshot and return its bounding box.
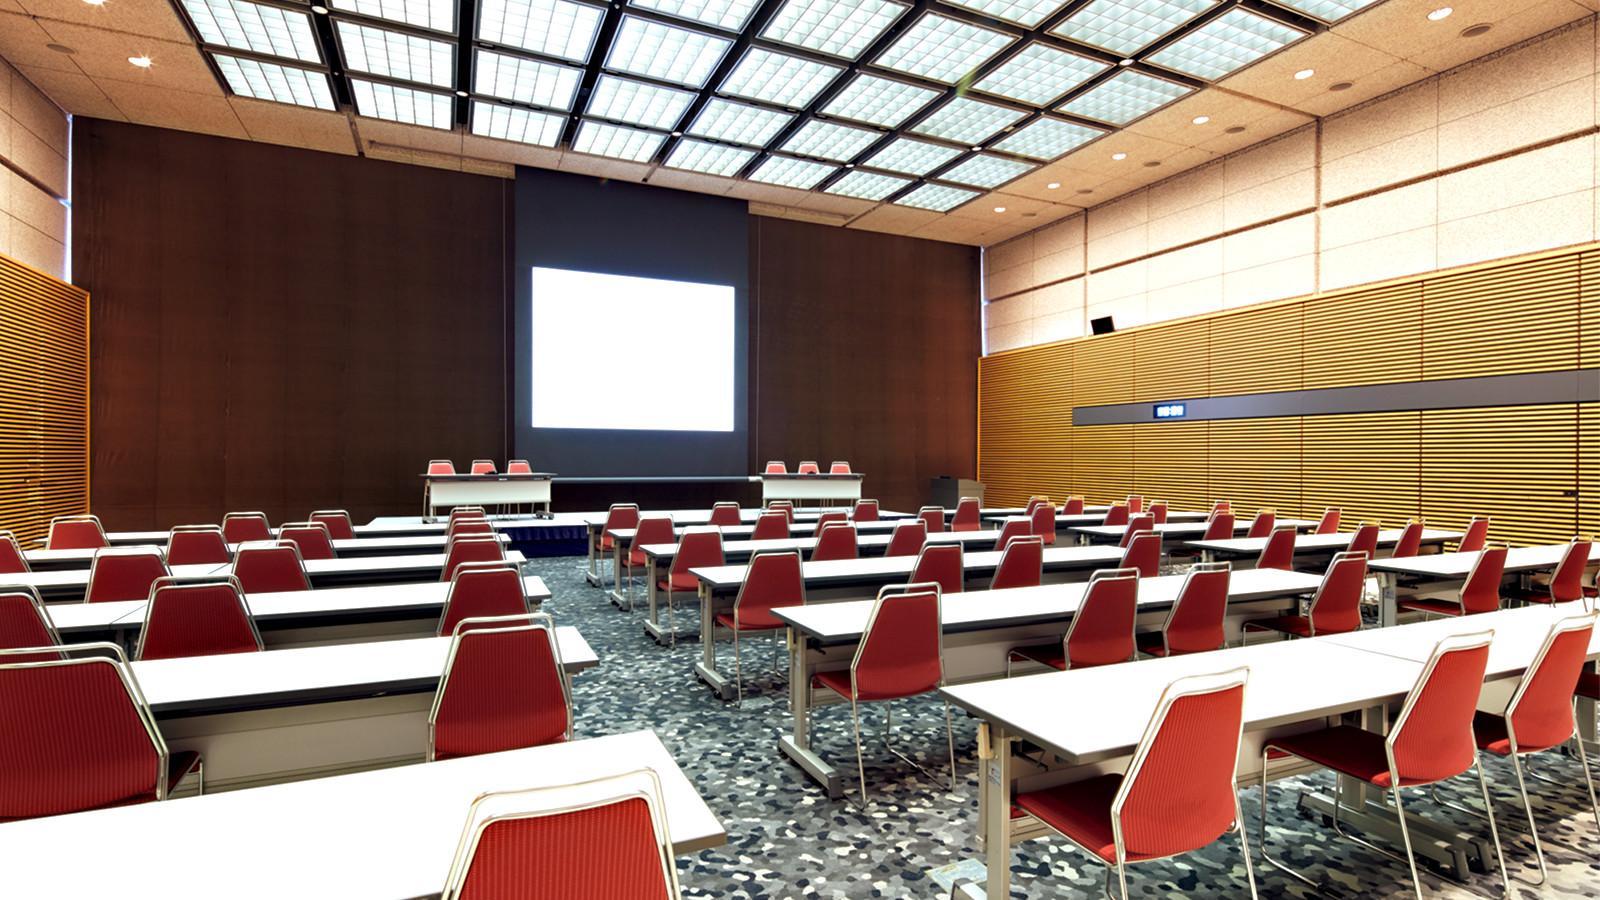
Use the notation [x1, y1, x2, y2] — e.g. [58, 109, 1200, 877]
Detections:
[529, 555, 1600, 899]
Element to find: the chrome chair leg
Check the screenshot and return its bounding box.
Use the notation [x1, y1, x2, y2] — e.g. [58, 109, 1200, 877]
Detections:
[1389, 786, 1425, 900]
[666, 587, 676, 648]
[851, 697, 868, 807]
[733, 626, 743, 707]
[1473, 752, 1512, 899]
[1232, 792, 1261, 900]
[1508, 751, 1547, 886]
[1256, 750, 1321, 891]
[944, 699, 957, 791]
[1114, 860, 1130, 900]
[1575, 723, 1600, 835]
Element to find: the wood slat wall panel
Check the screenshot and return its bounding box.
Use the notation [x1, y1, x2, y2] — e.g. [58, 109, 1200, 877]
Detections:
[978, 326, 1073, 507]
[1071, 330, 1136, 408]
[1206, 417, 1301, 516]
[1131, 421, 1209, 511]
[1582, 251, 1600, 371]
[1071, 424, 1133, 506]
[1208, 301, 1303, 397]
[1301, 411, 1421, 529]
[1420, 405, 1577, 546]
[1132, 318, 1208, 403]
[1302, 282, 1422, 390]
[1578, 403, 1598, 540]
[1423, 254, 1580, 380]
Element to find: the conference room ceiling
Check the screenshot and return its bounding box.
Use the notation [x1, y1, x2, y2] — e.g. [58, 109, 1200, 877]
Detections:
[6, 0, 1597, 246]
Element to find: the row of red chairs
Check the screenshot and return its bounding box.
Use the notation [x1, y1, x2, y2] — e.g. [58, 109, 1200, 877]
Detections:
[427, 459, 536, 476]
[762, 461, 851, 475]
[29, 511, 359, 558]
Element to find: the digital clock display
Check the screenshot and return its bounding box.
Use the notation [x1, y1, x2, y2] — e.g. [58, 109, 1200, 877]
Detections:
[1153, 403, 1187, 419]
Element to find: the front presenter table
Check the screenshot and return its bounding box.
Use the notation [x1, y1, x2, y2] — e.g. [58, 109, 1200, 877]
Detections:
[422, 472, 554, 520]
[759, 472, 864, 505]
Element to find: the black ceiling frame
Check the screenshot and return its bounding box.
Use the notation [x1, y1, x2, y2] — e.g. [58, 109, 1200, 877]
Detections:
[165, 0, 352, 108]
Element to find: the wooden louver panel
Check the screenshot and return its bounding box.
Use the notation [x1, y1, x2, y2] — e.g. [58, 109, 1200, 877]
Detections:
[1071, 423, 1133, 506]
[1131, 317, 1209, 403]
[1302, 281, 1422, 390]
[1070, 329, 1136, 408]
[1208, 301, 1302, 398]
[1422, 254, 1580, 380]
[1206, 417, 1301, 516]
[978, 343, 1072, 506]
[1577, 403, 1598, 542]
[1131, 421, 1209, 512]
[1581, 250, 1600, 371]
[1420, 405, 1577, 547]
[1301, 411, 1421, 530]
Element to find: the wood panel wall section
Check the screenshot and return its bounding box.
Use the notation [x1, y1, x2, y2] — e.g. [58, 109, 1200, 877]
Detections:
[979, 244, 1600, 545]
[751, 217, 979, 515]
[74, 120, 510, 530]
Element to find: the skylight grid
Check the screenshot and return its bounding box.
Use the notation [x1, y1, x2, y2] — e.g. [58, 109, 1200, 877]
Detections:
[973, 44, 1107, 106]
[587, 75, 696, 130]
[630, 0, 760, 31]
[471, 100, 566, 145]
[719, 48, 843, 109]
[910, 97, 1025, 145]
[214, 54, 335, 110]
[781, 120, 880, 162]
[664, 138, 758, 176]
[825, 169, 911, 200]
[1059, 70, 1190, 124]
[477, 0, 605, 63]
[760, 0, 907, 60]
[605, 15, 732, 87]
[940, 0, 1070, 28]
[992, 116, 1103, 159]
[873, 13, 1013, 84]
[1050, 0, 1217, 57]
[896, 183, 978, 212]
[474, 50, 582, 109]
[865, 137, 962, 175]
[181, 0, 321, 62]
[351, 78, 454, 128]
[819, 74, 938, 128]
[337, 21, 455, 88]
[941, 153, 1034, 188]
[1146, 9, 1304, 81]
[686, 98, 794, 145]
[749, 155, 837, 189]
[573, 120, 668, 161]
[330, 0, 455, 33]
[1273, 0, 1380, 22]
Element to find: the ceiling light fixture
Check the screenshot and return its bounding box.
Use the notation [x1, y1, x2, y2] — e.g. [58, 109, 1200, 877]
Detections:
[1294, 68, 1314, 80]
[1427, 6, 1452, 20]
[129, 55, 153, 68]
[1111, 151, 1127, 160]
[1192, 115, 1209, 124]
[1460, 23, 1491, 37]
[83, 0, 107, 4]
[310, 4, 328, 13]
[1046, 181, 1060, 189]
[994, 206, 1006, 213]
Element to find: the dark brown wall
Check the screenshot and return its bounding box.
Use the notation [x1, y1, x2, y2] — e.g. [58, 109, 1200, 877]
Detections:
[75, 120, 510, 530]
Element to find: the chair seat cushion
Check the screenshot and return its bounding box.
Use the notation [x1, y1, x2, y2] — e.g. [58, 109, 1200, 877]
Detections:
[657, 573, 699, 593]
[1015, 774, 1152, 864]
[1269, 725, 1432, 788]
[1010, 643, 1065, 671]
[812, 667, 933, 703]
[714, 611, 783, 633]
[166, 751, 202, 793]
[1396, 598, 1464, 618]
[1470, 711, 1517, 756]
[1245, 615, 1314, 638]
[1506, 585, 1598, 604]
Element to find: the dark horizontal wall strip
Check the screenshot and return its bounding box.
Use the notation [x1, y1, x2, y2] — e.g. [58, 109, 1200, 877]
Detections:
[1071, 369, 1600, 426]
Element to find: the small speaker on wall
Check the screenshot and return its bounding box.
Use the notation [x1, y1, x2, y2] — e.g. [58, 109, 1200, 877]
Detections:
[1090, 315, 1115, 335]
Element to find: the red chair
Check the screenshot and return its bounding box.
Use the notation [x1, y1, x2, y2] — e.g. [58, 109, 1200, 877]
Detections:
[427, 459, 456, 475]
[1101, 504, 1130, 527]
[449, 518, 495, 539]
[992, 518, 1029, 552]
[918, 506, 945, 534]
[624, 516, 677, 611]
[279, 521, 337, 561]
[309, 509, 356, 540]
[438, 562, 532, 636]
[1029, 504, 1057, 546]
[442, 535, 507, 582]
[221, 512, 272, 544]
[1243, 551, 1366, 639]
[1009, 568, 1138, 672]
[1025, 496, 1051, 516]
[766, 500, 795, 522]
[951, 497, 982, 532]
[851, 499, 880, 522]
[1148, 501, 1168, 525]
[47, 514, 107, 550]
[0, 587, 61, 662]
[1126, 495, 1143, 514]
[715, 550, 804, 704]
[1457, 516, 1491, 553]
[1259, 632, 1509, 898]
[1062, 496, 1085, 516]
[814, 511, 848, 531]
[1398, 545, 1508, 618]
[797, 461, 820, 475]
[1347, 522, 1380, 559]
[0, 643, 202, 820]
[811, 583, 953, 804]
[661, 528, 723, 643]
[0, 530, 29, 574]
[708, 502, 742, 528]
[506, 459, 533, 475]
[1120, 530, 1161, 577]
[597, 504, 641, 584]
[231, 541, 311, 594]
[470, 459, 497, 475]
[1255, 526, 1296, 572]
[1014, 668, 1256, 900]
[911, 543, 963, 595]
[1118, 514, 1154, 549]
[829, 461, 851, 474]
[440, 769, 680, 900]
[85, 549, 169, 604]
[1391, 519, 1425, 558]
[885, 520, 926, 558]
[165, 525, 231, 566]
[1200, 511, 1236, 541]
[764, 460, 787, 475]
[1211, 500, 1231, 515]
[449, 506, 488, 525]
[1244, 510, 1276, 539]
[135, 577, 262, 661]
[428, 612, 570, 761]
[751, 511, 789, 541]
[810, 522, 858, 563]
[1314, 507, 1341, 534]
[1510, 537, 1595, 606]
[1138, 562, 1230, 657]
[990, 535, 1043, 590]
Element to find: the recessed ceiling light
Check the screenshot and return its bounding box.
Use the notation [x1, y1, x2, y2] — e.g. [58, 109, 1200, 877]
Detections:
[478, 0, 605, 63]
[749, 155, 838, 189]
[1427, 6, 1452, 20]
[1059, 70, 1191, 125]
[1046, 181, 1060, 189]
[128, 55, 153, 68]
[760, 0, 908, 61]
[1143, 160, 1160, 167]
[1118, 58, 1134, 67]
[1330, 81, 1353, 92]
[825, 169, 912, 201]
[874, 11, 1014, 85]
[1294, 68, 1314, 80]
[181, 0, 322, 63]
[215, 53, 335, 109]
[351, 78, 454, 128]
[606, 15, 732, 88]
[663, 138, 758, 176]
[83, 0, 107, 5]
[1053, 0, 1220, 57]
[329, 0, 450, 31]
[1460, 22, 1491, 37]
[46, 43, 76, 54]
[337, 21, 454, 88]
[896, 183, 980, 212]
[474, 49, 583, 109]
[1147, 9, 1305, 81]
[471, 101, 565, 146]
[1076, 188, 1093, 194]
[821, 73, 939, 128]
[1111, 151, 1127, 160]
[1225, 125, 1245, 134]
[1192, 115, 1209, 125]
[719, 47, 843, 108]
[454, 90, 467, 97]
[686, 98, 795, 146]
[993, 206, 1006, 213]
[310, 4, 329, 14]
[573, 120, 668, 163]
[994, 117, 1104, 160]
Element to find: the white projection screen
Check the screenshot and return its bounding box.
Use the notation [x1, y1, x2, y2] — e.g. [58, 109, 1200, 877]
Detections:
[530, 267, 736, 432]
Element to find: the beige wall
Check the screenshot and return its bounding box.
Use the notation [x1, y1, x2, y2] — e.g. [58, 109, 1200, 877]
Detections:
[0, 57, 68, 281]
[985, 16, 1600, 354]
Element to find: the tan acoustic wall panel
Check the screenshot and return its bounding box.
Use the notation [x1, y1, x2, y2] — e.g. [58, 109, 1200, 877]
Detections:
[1070, 330, 1136, 408]
[1580, 403, 1599, 541]
[1302, 282, 1422, 390]
[1422, 254, 1580, 381]
[1131, 420, 1209, 512]
[1131, 317, 1208, 403]
[1582, 250, 1600, 371]
[977, 342, 1073, 505]
[1301, 411, 1421, 530]
[1206, 417, 1302, 518]
[1070, 424, 1132, 506]
[1420, 405, 1578, 546]
[1208, 301, 1302, 398]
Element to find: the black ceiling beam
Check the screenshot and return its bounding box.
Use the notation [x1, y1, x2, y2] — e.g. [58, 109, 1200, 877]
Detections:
[558, 0, 628, 148]
[454, 0, 478, 125]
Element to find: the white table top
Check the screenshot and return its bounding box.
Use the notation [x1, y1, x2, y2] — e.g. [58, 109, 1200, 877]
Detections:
[24, 534, 512, 567]
[692, 544, 1128, 592]
[292, 551, 527, 583]
[1368, 543, 1600, 578]
[984, 510, 1208, 526]
[1070, 518, 1319, 541]
[11, 563, 229, 601]
[638, 529, 999, 562]
[1184, 528, 1464, 557]
[0, 730, 723, 899]
[105, 517, 555, 545]
[1323, 604, 1600, 681]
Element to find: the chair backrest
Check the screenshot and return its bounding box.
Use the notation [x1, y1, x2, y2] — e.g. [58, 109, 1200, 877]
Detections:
[1062, 568, 1139, 668]
[164, 526, 231, 567]
[0, 643, 173, 819]
[1456, 516, 1490, 553]
[1307, 551, 1367, 636]
[750, 511, 789, 541]
[0, 530, 29, 574]
[443, 536, 507, 582]
[1314, 507, 1341, 535]
[1101, 503, 1130, 527]
[1160, 563, 1230, 655]
[814, 510, 848, 531]
[601, 504, 641, 543]
[439, 563, 532, 636]
[1256, 527, 1297, 571]
[470, 459, 497, 475]
[47, 514, 107, 550]
[918, 506, 945, 534]
[1024, 496, 1050, 516]
[708, 502, 742, 528]
[1118, 514, 1155, 549]
[1347, 522, 1380, 558]
[1148, 501, 1168, 525]
[1245, 510, 1276, 539]
[428, 459, 457, 475]
[809, 522, 858, 563]
[1210, 500, 1231, 514]
[429, 613, 570, 761]
[231, 541, 311, 593]
[629, 516, 677, 566]
[1200, 511, 1235, 541]
[449, 506, 488, 525]
[278, 521, 337, 561]
[911, 543, 963, 596]
[766, 500, 795, 522]
[1548, 537, 1594, 604]
[829, 461, 851, 474]
[1119, 530, 1162, 578]
[990, 535, 1043, 590]
[1505, 613, 1598, 752]
[136, 577, 262, 661]
[1060, 496, 1084, 516]
[797, 461, 820, 475]
[991, 518, 1028, 552]
[0, 587, 61, 663]
[668, 528, 724, 581]
[1388, 632, 1494, 784]
[850, 584, 943, 701]
[1113, 668, 1249, 862]
[1028, 504, 1057, 545]
[309, 510, 356, 540]
[506, 460, 534, 475]
[1458, 545, 1508, 614]
[732, 551, 805, 631]
[1392, 519, 1425, 558]
[1126, 495, 1143, 514]
[85, 549, 170, 604]
[951, 497, 982, 532]
[221, 511, 272, 544]
[851, 499, 880, 522]
[449, 518, 496, 539]
[763, 461, 787, 475]
[885, 520, 927, 558]
[440, 769, 679, 900]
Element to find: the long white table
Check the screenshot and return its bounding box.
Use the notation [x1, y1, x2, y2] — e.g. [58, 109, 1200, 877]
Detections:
[1184, 528, 1463, 567]
[23, 533, 512, 570]
[760, 472, 864, 504]
[423, 472, 554, 520]
[982, 510, 1208, 527]
[1068, 517, 1319, 544]
[6, 562, 230, 603]
[0, 730, 723, 899]
[1368, 543, 1600, 625]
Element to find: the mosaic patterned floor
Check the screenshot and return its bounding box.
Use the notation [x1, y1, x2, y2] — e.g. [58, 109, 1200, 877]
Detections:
[530, 556, 1600, 899]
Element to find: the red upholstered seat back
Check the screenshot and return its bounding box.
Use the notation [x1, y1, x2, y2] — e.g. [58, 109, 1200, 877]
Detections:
[1101, 504, 1129, 527]
[1148, 502, 1168, 525]
[852, 588, 942, 701]
[0, 531, 28, 573]
[506, 460, 533, 475]
[47, 517, 107, 550]
[763, 461, 786, 475]
[310, 511, 356, 540]
[814, 511, 847, 530]
[1061, 497, 1084, 515]
[456, 797, 671, 900]
[232, 543, 310, 594]
[767, 501, 795, 522]
[1458, 546, 1507, 614]
[918, 507, 945, 534]
[138, 582, 260, 661]
[432, 623, 568, 760]
[1064, 571, 1137, 668]
[86, 551, 169, 604]
[1315, 508, 1341, 534]
[470, 460, 496, 475]
[885, 521, 927, 558]
[733, 552, 805, 630]
[221, 513, 272, 544]
[1163, 565, 1229, 654]
[751, 511, 789, 541]
[851, 500, 879, 522]
[0, 591, 59, 663]
[1347, 523, 1380, 558]
[1119, 530, 1161, 578]
[166, 528, 230, 566]
[1024, 497, 1049, 516]
[809, 523, 857, 562]
[668, 529, 724, 581]
[442, 537, 506, 582]
[428, 460, 456, 475]
[279, 524, 336, 561]
[1392, 520, 1425, 558]
[1200, 511, 1235, 541]
[1118, 515, 1154, 549]
[797, 461, 820, 475]
[1245, 511, 1276, 539]
[992, 519, 1028, 553]
[1390, 639, 1492, 784]
[991, 536, 1042, 590]
[440, 565, 530, 636]
[1457, 517, 1490, 553]
[708, 504, 742, 527]
[951, 498, 981, 532]
[1507, 617, 1595, 751]
[829, 461, 851, 474]
[1549, 539, 1593, 603]
[628, 517, 676, 566]
[1117, 679, 1246, 860]
[601, 505, 641, 546]
[911, 544, 963, 595]
[450, 519, 495, 539]
[1029, 505, 1057, 546]
[1308, 552, 1366, 635]
[1256, 528, 1296, 572]
[1126, 495, 1143, 514]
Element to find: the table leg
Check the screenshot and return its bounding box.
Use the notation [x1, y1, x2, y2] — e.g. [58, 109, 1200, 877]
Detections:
[981, 723, 1012, 900]
[585, 527, 601, 587]
[608, 545, 629, 611]
[643, 560, 678, 645]
[694, 583, 735, 699]
[1378, 571, 1397, 627]
[778, 628, 840, 798]
[1201, 550, 1215, 564]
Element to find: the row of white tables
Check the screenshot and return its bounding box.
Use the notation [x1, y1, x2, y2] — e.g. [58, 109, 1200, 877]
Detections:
[102, 515, 557, 546]
[23, 533, 512, 570]
[1368, 543, 1600, 625]
[1183, 527, 1462, 565]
